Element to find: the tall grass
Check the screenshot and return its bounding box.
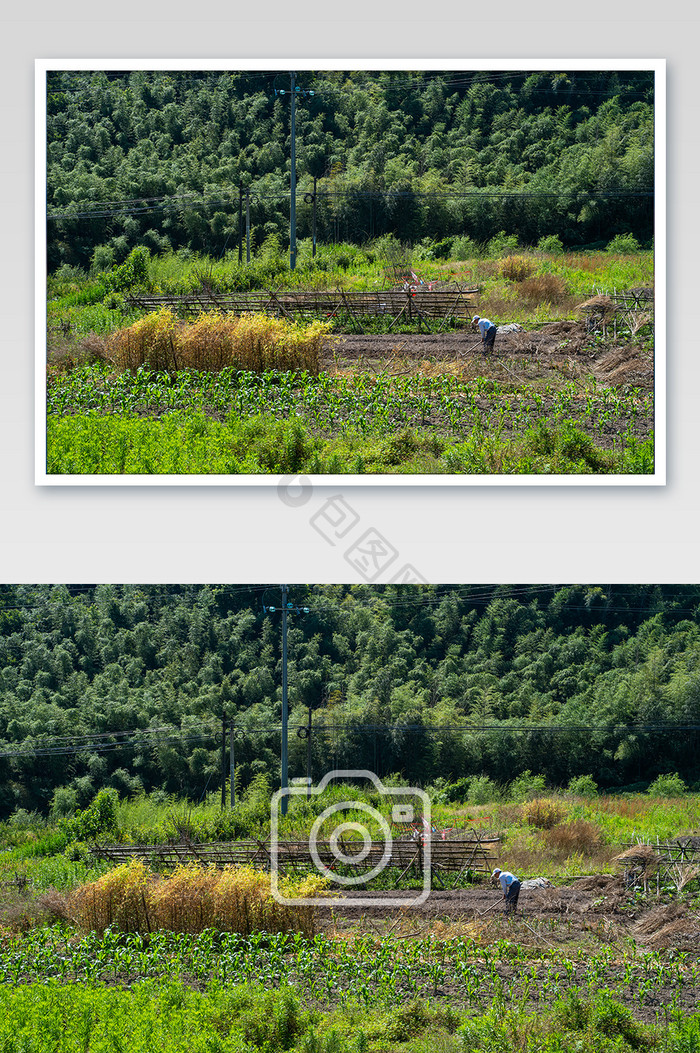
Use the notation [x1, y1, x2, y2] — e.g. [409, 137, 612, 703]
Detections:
[48, 246, 655, 348]
[107, 309, 329, 374]
[69, 861, 325, 936]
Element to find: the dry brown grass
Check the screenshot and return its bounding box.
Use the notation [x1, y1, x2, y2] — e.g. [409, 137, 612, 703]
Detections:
[519, 274, 570, 307]
[632, 903, 700, 949]
[499, 256, 536, 282]
[68, 861, 326, 937]
[522, 799, 567, 830]
[47, 333, 110, 374]
[545, 821, 604, 859]
[596, 796, 655, 820]
[106, 309, 329, 374]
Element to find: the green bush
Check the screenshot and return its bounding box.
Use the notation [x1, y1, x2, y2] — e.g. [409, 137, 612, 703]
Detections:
[486, 231, 520, 257]
[451, 236, 478, 259]
[606, 233, 641, 254]
[103, 246, 151, 293]
[466, 775, 501, 805]
[509, 770, 547, 802]
[429, 777, 471, 804]
[50, 786, 78, 819]
[567, 774, 598, 797]
[647, 772, 687, 796]
[90, 244, 115, 274]
[537, 234, 564, 254]
[61, 788, 120, 843]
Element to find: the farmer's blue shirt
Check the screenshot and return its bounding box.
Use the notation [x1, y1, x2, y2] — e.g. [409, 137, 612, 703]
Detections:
[498, 871, 517, 893]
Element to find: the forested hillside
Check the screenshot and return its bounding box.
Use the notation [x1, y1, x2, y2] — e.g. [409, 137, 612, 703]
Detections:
[46, 69, 655, 270]
[0, 584, 697, 816]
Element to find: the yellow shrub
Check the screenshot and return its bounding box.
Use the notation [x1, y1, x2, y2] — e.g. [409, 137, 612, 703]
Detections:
[518, 273, 568, 306]
[107, 307, 181, 371]
[544, 820, 602, 858]
[106, 310, 328, 374]
[147, 864, 220, 932]
[521, 798, 567, 830]
[70, 861, 328, 937]
[498, 255, 535, 282]
[70, 860, 152, 933]
[176, 313, 240, 371]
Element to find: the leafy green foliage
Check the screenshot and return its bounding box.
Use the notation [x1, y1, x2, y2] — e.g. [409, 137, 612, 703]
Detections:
[2, 584, 700, 814]
[509, 771, 549, 802]
[606, 233, 642, 254]
[0, 927, 698, 1048]
[568, 775, 598, 797]
[647, 773, 688, 797]
[60, 789, 120, 842]
[46, 69, 655, 270]
[103, 246, 152, 293]
[538, 234, 564, 254]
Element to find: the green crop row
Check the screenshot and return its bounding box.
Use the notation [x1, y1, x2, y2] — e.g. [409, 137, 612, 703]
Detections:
[0, 927, 696, 1018]
[47, 366, 653, 435]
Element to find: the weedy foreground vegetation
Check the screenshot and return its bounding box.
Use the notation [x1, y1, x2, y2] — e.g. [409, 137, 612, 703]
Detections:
[45, 243, 655, 476]
[1, 779, 700, 1052]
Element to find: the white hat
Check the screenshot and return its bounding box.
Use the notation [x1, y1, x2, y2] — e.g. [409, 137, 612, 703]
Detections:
[472, 315, 480, 322]
[491, 868, 501, 877]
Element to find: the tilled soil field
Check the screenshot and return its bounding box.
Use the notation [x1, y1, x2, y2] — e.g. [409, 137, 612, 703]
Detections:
[325, 322, 654, 393]
[319, 876, 700, 952]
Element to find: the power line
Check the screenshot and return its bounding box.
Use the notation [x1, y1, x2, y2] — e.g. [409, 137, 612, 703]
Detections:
[0, 718, 695, 763]
[46, 186, 653, 222]
[0, 726, 220, 760]
[45, 69, 653, 102]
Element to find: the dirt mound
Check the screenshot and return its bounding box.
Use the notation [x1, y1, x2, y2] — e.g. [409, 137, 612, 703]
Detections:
[567, 874, 632, 911]
[531, 886, 593, 914]
[614, 845, 659, 868]
[593, 345, 654, 390]
[571, 874, 620, 892]
[578, 295, 616, 314]
[537, 321, 587, 338]
[633, 903, 700, 949]
[506, 321, 590, 356]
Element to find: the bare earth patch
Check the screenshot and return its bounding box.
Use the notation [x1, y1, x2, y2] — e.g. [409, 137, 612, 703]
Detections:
[318, 878, 700, 952]
[324, 324, 653, 393]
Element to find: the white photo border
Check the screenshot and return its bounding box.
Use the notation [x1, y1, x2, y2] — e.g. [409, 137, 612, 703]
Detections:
[35, 57, 666, 487]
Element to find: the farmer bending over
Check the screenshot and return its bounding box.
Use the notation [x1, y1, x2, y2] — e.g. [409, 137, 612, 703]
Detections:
[492, 867, 521, 915]
[472, 315, 497, 354]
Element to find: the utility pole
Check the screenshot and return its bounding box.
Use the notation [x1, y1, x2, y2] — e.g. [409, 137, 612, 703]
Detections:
[238, 182, 243, 264]
[246, 189, 251, 263]
[290, 73, 297, 271]
[306, 705, 313, 798]
[281, 585, 289, 813]
[230, 718, 236, 807]
[221, 710, 227, 810]
[273, 74, 314, 272]
[263, 587, 310, 817]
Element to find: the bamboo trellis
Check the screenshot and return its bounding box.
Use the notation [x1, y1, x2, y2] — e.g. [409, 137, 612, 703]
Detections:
[125, 286, 479, 332]
[91, 832, 500, 885]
